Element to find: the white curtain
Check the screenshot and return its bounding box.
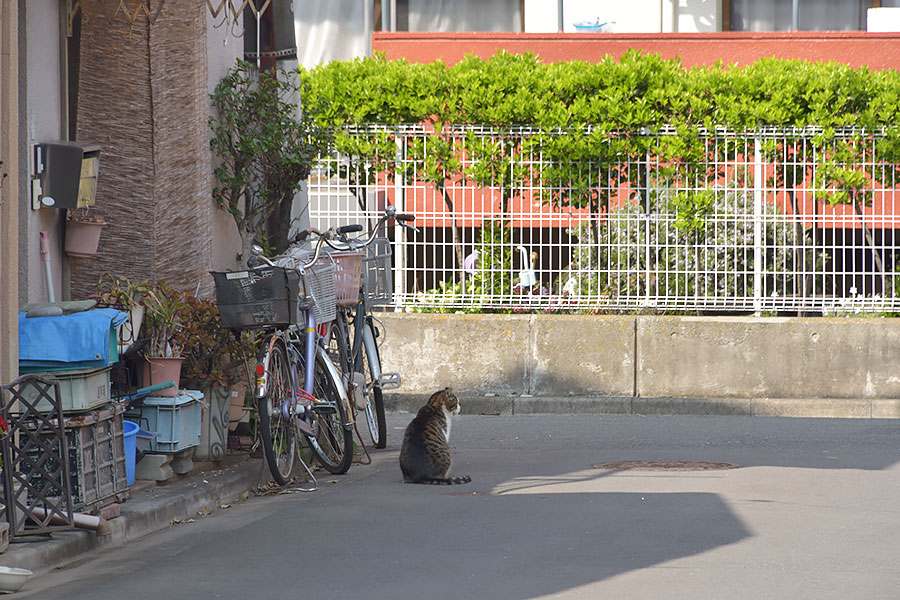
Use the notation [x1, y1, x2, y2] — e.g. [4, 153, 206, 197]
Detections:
[407, 0, 522, 32]
[294, 0, 370, 69]
[731, 0, 868, 31]
[294, 0, 523, 68]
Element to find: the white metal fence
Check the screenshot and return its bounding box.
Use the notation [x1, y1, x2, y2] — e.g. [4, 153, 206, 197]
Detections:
[306, 125, 900, 314]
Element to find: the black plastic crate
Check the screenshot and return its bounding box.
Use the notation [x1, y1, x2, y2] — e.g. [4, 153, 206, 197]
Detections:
[212, 266, 301, 329]
[21, 403, 129, 513]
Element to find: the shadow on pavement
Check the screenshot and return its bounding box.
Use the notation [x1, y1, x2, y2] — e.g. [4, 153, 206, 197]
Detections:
[447, 414, 900, 471]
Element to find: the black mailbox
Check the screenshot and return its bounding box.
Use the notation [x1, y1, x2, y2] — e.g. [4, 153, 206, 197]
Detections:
[36, 141, 100, 209]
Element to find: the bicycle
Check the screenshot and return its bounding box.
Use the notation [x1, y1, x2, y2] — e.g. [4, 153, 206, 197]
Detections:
[212, 227, 358, 485]
[324, 206, 417, 450]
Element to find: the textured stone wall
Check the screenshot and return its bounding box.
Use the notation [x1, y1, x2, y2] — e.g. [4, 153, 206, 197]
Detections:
[71, 1, 212, 298]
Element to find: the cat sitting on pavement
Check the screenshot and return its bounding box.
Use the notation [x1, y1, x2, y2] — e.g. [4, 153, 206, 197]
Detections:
[399, 388, 471, 485]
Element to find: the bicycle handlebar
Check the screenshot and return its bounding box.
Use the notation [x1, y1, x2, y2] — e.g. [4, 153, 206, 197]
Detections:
[250, 206, 417, 269]
[324, 207, 418, 252]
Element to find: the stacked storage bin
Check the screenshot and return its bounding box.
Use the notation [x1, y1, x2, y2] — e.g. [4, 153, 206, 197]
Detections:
[17, 308, 131, 513]
[126, 390, 203, 454]
[122, 386, 203, 482]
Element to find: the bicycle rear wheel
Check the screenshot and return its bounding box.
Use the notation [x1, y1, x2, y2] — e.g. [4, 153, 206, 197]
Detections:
[357, 318, 387, 448]
[306, 352, 354, 474]
[258, 339, 296, 485]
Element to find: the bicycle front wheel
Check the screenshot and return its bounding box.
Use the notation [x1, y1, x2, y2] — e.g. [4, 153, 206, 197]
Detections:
[358, 319, 387, 448]
[306, 352, 354, 474]
[258, 338, 297, 485]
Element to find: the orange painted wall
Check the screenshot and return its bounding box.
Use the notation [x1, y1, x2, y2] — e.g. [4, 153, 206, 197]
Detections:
[372, 31, 900, 70]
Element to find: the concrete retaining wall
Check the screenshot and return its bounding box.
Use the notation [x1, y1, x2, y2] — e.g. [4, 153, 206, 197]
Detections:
[378, 313, 900, 407]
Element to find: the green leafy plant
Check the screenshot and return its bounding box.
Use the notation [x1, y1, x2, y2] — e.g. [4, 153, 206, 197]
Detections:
[410, 280, 488, 314]
[96, 273, 151, 311]
[295, 50, 900, 310]
[142, 281, 188, 358]
[173, 292, 258, 389]
[470, 219, 516, 298]
[210, 60, 334, 259]
[297, 50, 900, 199]
[410, 219, 516, 312]
[563, 184, 828, 304]
[404, 128, 466, 272]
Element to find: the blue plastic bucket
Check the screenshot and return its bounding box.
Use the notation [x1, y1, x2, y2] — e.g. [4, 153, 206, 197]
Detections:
[123, 420, 139, 486]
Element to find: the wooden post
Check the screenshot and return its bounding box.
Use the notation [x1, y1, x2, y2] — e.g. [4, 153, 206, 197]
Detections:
[0, 0, 20, 387]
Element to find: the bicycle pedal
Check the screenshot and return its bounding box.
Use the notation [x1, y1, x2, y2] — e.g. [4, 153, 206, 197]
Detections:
[312, 402, 337, 415]
[297, 419, 314, 436]
[379, 372, 401, 391]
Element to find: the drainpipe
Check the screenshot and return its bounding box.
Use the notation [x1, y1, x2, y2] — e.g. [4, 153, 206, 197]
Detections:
[792, 0, 799, 30]
[39, 232, 55, 303]
[558, 0, 564, 32]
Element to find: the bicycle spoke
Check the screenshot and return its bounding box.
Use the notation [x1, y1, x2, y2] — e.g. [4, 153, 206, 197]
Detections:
[356, 319, 387, 448]
[305, 353, 353, 474]
[258, 340, 296, 485]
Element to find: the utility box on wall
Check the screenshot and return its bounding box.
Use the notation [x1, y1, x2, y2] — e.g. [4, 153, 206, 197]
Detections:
[32, 141, 101, 210]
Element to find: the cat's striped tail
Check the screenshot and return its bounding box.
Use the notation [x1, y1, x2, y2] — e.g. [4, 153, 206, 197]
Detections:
[416, 475, 472, 485]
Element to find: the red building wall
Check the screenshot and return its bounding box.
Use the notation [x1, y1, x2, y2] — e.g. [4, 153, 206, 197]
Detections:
[373, 31, 900, 70]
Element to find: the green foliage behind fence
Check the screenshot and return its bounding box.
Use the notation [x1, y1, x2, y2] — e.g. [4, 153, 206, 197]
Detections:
[297, 50, 900, 211]
[294, 50, 900, 313]
[299, 50, 900, 131]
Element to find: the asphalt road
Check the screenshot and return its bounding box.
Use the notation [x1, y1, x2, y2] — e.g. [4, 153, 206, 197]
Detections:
[17, 414, 900, 600]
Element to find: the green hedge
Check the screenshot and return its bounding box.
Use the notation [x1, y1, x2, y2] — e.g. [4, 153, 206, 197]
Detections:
[294, 50, 900, 309]
[296, 50, 900, 235]
[298, 50, 900, 131]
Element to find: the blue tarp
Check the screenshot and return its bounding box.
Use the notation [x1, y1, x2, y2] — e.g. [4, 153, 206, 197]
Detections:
[19, 308, 129, 369]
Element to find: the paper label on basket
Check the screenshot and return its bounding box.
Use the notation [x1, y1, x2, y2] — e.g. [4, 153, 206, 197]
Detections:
[225, 271, 249, 280]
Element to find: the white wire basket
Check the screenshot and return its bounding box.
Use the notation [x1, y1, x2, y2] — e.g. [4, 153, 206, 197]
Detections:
[363, 238, 393, 306]
[275, 249, 337, 324]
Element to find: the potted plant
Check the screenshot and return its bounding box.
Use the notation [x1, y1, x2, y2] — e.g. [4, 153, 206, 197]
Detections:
[140, 281, 187, 397]
[96, 273, 152, 354]
[173, 291, 257, 461]
[65, 209, 106, 258]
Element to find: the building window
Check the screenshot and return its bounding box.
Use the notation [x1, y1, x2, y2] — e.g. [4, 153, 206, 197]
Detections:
[730, 0, 874, 31]
[378, 0, 522, 32]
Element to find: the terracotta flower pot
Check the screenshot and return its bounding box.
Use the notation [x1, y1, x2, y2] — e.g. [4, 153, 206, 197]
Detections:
[140, 356, 183, 397]
[65, 220, 105, 258]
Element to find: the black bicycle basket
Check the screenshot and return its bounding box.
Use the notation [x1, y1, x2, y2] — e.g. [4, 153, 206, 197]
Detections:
[211, 266, 301, 329]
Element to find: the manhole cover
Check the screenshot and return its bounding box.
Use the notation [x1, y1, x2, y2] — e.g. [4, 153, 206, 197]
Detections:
[593, 460, 740, 471]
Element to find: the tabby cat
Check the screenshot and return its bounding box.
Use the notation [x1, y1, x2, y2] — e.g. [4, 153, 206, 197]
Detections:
[399, 388, 471, 485]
